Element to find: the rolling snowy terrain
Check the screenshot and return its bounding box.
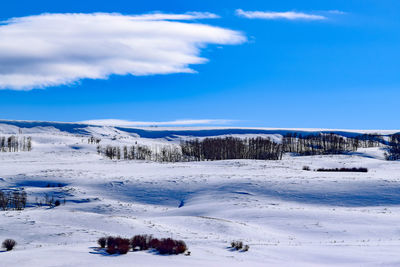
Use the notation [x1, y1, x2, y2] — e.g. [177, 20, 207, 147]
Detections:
[1, 120, 400, 266]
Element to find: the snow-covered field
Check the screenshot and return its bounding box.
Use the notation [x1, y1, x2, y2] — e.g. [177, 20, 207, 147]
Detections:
[1, 122, 400, 266]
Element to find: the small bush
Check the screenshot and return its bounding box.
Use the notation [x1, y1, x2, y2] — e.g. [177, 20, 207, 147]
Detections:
[231, 240, 243, 250]
[106, 236, 116, 254]
[98, 237, 106, 248]
[156, 238, 175, 255]
[106, 245, 117, 255]
[175, 240, 187, 254]
[156, 238, 187, 255]
[231, 241, 243, 250]
[316, 167, 368, 173]
[131, 235, 151, 251]
[116, 238, 130, 254]
[54, 200, 61, 207]
[105, 236, 130, 255]
[148, 237, 160, 249]
[302, 166, 310, 171]
[98, 235, 188, 255]
[2, 239, 16, 251]
[230, 241, 249, 252]
[118, 244, 130, 254]
[106, 236, 115, 247]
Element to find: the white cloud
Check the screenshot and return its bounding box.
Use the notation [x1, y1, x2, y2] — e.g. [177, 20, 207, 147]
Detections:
[327, 10, 346, 15]
[126, 11, 220, 20]
[236, 9, 326, 20]
[80, 119, 234, 127]
[0, 12, 245, 90]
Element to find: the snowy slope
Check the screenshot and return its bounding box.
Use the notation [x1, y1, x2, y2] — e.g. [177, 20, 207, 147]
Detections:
[1, 119, 398, 139]
[0, 120, 400, 266]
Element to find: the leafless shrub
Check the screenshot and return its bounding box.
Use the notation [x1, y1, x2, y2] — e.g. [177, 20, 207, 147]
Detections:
[174, 240, 187, 254]
[230, 240, 249, 252]
[2, 239, 16, 251]
[131, 235, 151, 251]
[0, 190, 27, 210]
[104, 236, 130, 255]
[148, 237, 160, 249]
[117, 239, 130, 254]
[35, 194, 63, 208]
[106, 236, 116, 254]
[316, 167, 368, 172]
[302, 166, 310, 171]
[231, 240, 243, 250]
[106, 245, 117, 255]
[156, 238, 187, 255]
[115, 237, 130, 254]
[97, 237, 106, 248]
[99, 235, 188, 256]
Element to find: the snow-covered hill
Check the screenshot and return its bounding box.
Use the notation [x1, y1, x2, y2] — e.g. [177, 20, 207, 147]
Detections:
[0, 120, 399, 266]
[1, 119, 398, 139]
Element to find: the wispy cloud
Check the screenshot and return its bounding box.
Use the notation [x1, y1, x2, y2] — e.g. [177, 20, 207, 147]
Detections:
[80, 119, 235, 127]
[236, 9, 326, 20]
[326, 10, 347, 15]
[127, 11, 220, 20]
[0, 12, 245, 90]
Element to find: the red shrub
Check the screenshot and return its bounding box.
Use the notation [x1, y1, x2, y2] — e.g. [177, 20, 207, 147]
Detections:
[131, 235, 151, 251]
[100, 235, 187, 255]
[114, 237, 123, 246]
[97, 237, 106, 248]
[105, 236, 130, 255]
[148, 238, 160, 249]
[106, 236, 116, 248]
[118, 245, 130, 254]
[106, 246, 117, 255]
[156, 238, 187, 255]
[117, 238, 130, 254]
[175, 240, 187, 254]
[157, 238, 174, 255]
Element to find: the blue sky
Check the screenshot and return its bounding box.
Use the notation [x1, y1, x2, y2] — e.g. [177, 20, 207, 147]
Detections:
[0, 0, 399, 129]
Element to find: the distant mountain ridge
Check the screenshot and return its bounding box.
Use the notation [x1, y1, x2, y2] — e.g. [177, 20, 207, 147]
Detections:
[0, 119, 398, 140]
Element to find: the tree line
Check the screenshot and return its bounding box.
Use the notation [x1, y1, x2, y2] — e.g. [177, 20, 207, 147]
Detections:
[0, 136, 32, 152]
[386, 134, 400, 160]
[88, 136, 101, 144]
[0, 190, 27, 210]
[282, 133, 382, 156]
[181, 137, 283, 160]
[99, 136, 283, 162]
[97, 144, 183, 162]
[97, 133, 400, 162]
